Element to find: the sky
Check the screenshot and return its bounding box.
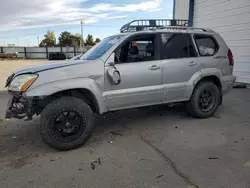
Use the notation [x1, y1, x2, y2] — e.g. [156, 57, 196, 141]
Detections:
[0, 0, 173, 46]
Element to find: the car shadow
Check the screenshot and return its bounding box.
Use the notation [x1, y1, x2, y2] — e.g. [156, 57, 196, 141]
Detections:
[90, 104, 191, 145]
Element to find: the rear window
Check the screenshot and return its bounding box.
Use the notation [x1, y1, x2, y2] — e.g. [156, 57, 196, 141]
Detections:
[194, 35, 218, 56]
[160, 33, 197, 59]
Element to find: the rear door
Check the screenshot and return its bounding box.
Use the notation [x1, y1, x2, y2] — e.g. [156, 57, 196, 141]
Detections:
[160, 33, 201, 103]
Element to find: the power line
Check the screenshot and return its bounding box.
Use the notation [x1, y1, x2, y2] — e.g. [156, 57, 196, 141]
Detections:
[84, 24, 117, 28]
[0, 24, 119, 39]
[0, 16, 133, 42]
[0, 16, 132, 37]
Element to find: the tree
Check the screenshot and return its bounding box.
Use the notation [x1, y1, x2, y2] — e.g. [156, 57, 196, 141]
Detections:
[39, 41, 46, 47]
[39, 30, 56, 47]
[58, 31, 72, 46]
[58, 31, 82, 46]
[95, 38, 101, 44]
[85, 34, 95, 46]
[71, 34, 82, 46]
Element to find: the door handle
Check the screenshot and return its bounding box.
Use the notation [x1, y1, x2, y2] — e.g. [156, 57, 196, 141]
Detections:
[189, 61, 197, 66]
[149, 65, 160, 70]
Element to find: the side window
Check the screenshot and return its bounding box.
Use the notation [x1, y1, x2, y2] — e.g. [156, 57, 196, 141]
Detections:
[194, 35, 218, 56]
[161, 33, 196, 59]
[114, 35, 155, 63]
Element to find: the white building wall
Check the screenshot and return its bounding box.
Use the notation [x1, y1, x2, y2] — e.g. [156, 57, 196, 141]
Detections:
[193, 0, 250, 83]
[174, 0, 190, 19]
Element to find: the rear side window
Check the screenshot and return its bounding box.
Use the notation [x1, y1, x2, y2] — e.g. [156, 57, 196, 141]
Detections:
[194, 35, 218, 56]
[160, 33, 196, 59]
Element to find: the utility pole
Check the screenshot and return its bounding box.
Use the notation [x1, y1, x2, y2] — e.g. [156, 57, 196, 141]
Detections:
[80, 19, 84, 53]
[37, 36, 40, 47]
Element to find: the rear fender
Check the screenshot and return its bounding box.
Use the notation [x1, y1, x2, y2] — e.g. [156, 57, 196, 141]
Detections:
[185, 68, 222, 99]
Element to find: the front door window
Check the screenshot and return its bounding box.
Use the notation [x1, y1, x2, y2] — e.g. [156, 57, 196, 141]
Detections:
[115, 35, 156, 63]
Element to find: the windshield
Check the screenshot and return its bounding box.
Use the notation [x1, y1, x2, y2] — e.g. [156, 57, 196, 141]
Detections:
[83, 35, 124, 60]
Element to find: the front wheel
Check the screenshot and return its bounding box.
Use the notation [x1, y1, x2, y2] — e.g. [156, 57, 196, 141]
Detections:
[186, 82, 221, 118]
[40, 97, 95, 151]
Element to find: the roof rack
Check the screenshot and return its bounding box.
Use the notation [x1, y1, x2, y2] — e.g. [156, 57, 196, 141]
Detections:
[120, 19, 214, 33]
[120, 19, 188, 33]
[158, 26, 215, 32]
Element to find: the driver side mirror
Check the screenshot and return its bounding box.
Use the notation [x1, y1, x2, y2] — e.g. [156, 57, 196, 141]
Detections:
[106, 52, 115, 66]
[106, 53, 121, 85]
[107, 66, 121, 85]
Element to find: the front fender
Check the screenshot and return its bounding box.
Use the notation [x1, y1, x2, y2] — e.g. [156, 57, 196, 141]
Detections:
[25, 78, 107, 114]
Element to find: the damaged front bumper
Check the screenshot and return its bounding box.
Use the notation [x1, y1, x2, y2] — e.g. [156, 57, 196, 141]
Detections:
[5, 92, 35, 120]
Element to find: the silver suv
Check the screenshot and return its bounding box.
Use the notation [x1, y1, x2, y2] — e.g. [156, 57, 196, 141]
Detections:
[5, 20, 236, 150]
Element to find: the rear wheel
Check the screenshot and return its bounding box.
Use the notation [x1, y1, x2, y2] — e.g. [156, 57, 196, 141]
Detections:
[186, 82, 221, 118]
[40, 97, 95, 151]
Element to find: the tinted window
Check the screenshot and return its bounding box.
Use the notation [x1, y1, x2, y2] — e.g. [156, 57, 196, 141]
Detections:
[161, 34, 196, 59]
[115, 35, 155, 63]
[194, 35, 218, 56]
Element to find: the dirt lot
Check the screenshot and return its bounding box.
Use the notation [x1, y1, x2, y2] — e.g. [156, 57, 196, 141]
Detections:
[0, 60, 249, 188]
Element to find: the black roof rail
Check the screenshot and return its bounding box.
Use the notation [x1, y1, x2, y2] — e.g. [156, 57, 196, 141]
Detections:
[157, 26, 215, 32]
[120, 19, 188, 33]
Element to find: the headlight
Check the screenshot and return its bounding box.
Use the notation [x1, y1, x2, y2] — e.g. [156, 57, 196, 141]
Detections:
[9, 74, 38, 92]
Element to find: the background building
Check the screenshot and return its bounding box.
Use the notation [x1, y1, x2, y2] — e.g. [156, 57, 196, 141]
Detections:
[173, 0, 250, 84]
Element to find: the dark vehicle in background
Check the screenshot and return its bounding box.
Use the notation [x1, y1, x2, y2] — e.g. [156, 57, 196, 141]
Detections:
[48, 52, 66, 60]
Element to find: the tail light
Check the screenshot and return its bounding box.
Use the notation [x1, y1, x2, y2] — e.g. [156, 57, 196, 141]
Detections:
[228, 49, 234, 66]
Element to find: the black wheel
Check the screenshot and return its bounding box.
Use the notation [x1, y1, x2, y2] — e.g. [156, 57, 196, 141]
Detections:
[40, 97, 95, 151]
[186, 82, 221, 118]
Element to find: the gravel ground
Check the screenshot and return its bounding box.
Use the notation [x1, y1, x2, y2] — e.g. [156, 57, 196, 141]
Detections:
[0, 60, 249, 188]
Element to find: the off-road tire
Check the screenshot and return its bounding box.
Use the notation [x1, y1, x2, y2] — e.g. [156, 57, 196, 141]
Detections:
[186, 81, 221, 118]
[40, 97, 95, 151]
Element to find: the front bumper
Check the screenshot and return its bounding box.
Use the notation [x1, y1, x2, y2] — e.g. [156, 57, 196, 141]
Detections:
[221, 75, 237, 95]
[5, 92, 34, 120]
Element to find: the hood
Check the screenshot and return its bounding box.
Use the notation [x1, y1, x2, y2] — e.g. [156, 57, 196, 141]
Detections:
[14, 60, 87, 76]
[5, 60, 92, 87]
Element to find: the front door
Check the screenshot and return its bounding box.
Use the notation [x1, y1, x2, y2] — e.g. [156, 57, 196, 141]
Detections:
[104, 34, 163, 111]
[160, 33, 201, 103]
